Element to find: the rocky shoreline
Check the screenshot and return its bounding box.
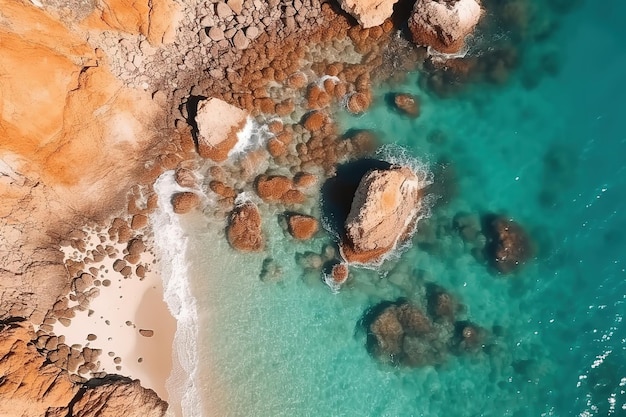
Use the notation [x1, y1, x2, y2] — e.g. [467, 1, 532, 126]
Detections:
[0, 0, 571, 414]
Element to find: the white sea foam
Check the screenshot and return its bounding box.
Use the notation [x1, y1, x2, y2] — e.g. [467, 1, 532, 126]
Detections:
[234, 190, 258, 206]
[316, 75, 340, 88]
[151, 172, 201, 417]
[426, 42, 469, 62]
[228, 117, 273, 159]
[376, 144, 434, 187]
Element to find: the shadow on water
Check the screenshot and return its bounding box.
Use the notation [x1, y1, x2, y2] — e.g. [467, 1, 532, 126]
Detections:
[320, 158, 391, 237]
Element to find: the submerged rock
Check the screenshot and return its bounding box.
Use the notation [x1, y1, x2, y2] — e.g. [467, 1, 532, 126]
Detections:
[226, 202, 264, 252]
[369, 305, 405, 357]
[367, 301, 439, 365]
[426, 284, 459, 322]
[363, 295, 489, 367]
[330, 263, 349, 285]
[296, 252, 324, 271]
[337, 0, 399, 28]
[340, 165, 426, 265]
[259, 258, 283, 283]
[393, 93, 420, 117]
[287, 214, 319, 240]
[452, 321, 487, 353]
[408, 0, 482, 54]
[483, 215, 533, 273]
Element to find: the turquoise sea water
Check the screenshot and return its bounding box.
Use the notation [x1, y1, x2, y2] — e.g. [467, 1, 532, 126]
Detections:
[174, 2, 626, 416]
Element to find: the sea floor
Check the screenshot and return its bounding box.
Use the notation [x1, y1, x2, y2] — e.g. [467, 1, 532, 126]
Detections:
[158, 1, 626, 416]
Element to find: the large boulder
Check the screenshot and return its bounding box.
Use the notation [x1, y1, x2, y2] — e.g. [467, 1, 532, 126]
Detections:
[226, 202, 264, 252]
[408, 0, 482, 55]
[340, 166, 425, 265]
[337, 0, 399, 28]
[194, 98, 248, 162]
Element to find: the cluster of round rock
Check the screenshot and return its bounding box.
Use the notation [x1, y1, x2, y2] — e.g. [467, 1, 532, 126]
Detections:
[90, 0, 331, 95]
[365, 287, 487, 367]
[36, 197, 157, 378]
[169, 13, 436, 296]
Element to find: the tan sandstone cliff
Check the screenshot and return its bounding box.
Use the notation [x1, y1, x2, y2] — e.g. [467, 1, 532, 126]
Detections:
[0, 0, 184, 413]
[0, 321, 166, 417]
[0, 0, 174, 323]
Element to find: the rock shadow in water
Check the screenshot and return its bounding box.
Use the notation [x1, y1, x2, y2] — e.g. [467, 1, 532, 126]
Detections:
[320, 158, 391, 238]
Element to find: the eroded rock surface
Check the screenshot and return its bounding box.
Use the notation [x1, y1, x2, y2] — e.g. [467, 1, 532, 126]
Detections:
[0, 321, 167, 417]
[48, 378, 168, 417]
[83, 0, 181, 45]
[340, 166, 425, 265]
[226, 202, 264, 252]
[409, 0, 482, 54]
[0, 321, 77, 417]
[337, 0, 399, 28]
[0, 0, 172, 323]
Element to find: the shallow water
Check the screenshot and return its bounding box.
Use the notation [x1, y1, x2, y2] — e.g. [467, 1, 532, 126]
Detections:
[161, 1, 626, 415]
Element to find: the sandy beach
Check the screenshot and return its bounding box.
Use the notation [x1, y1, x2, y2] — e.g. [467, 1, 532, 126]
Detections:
[52, 226, 177, 400]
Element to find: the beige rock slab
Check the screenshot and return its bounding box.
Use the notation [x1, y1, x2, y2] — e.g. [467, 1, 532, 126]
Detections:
[337, 0, 399, 28]
[194, 98, 248, 162]
[83, 0, 181, 45]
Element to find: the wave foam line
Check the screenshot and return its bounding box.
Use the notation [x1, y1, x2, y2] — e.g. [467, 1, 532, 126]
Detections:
[152, 171, 200, 417]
